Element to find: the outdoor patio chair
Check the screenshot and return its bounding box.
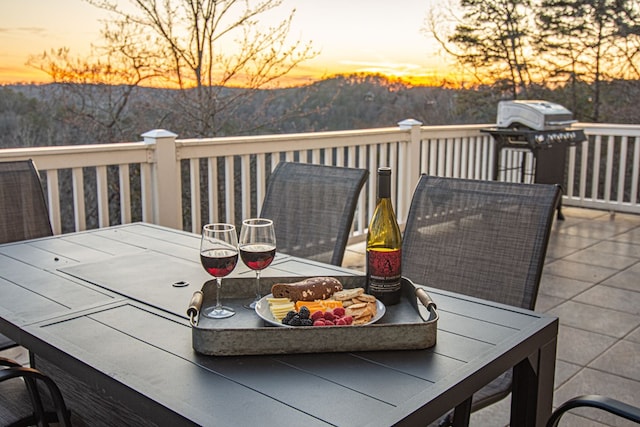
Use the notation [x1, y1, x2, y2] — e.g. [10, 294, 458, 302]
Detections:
[0, 160, 54, 352]
[547, 395, 640, 426]
[402, 175, 561, 427]
[0, 159, 53, 245]
[0, 356, 72, 427]
[259, 161, 368, 266]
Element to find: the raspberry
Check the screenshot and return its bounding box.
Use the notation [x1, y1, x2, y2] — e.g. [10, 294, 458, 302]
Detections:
[333, 307, 346, 317]
[335, 318, 347, 326]
[324, 320, 335, 326]
[343, 315, 353, 325]
[313, 319, 326, 326]
[311, 310, 325, 321]
[323, 311, 335, 321]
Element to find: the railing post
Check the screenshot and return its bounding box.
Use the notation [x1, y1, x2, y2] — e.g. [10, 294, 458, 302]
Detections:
[398, 119, 423, 223]
[142, 129, 181, 230]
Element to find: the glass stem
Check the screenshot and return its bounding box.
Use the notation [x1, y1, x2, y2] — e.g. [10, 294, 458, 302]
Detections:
[255, 270, 261, 299]
[215, 278, 223, 310]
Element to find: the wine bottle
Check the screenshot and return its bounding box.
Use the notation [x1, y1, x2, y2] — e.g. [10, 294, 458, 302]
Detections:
[366, 167, 402, 305]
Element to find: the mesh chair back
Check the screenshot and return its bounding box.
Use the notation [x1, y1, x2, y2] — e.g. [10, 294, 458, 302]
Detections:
[403, 175, 560, 310]
[0, 160, 53, 351]
[0, 160, 53, 244]
[260, 162, 368, 266]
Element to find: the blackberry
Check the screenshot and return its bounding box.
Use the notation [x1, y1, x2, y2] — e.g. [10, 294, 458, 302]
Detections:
[282, 310, 297, 324]
[298, 306, 311, 319]
[300, 319, 313, 326]
[289, 315, 302, 326]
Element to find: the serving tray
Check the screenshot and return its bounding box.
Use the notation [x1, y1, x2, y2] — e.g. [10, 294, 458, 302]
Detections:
[188, 276, 438, 356]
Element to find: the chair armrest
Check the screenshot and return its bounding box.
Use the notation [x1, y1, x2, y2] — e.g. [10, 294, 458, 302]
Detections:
[0, 365, 72, 426]
[0, 356, 23, 368]
[547, 394, 640, 427]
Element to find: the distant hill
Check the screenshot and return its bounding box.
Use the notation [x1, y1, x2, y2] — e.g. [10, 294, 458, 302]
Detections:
[1, 75, 638, 148]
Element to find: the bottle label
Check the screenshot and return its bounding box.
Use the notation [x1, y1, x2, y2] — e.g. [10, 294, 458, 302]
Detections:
[367, 248, 402, 294]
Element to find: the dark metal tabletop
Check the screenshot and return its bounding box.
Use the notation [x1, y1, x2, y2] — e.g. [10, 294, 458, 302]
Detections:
[0, 223, 558, 427]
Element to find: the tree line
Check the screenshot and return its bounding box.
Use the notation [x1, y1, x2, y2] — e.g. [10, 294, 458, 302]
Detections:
[1, 74, 638, 149]
[427, 0, 640, 122]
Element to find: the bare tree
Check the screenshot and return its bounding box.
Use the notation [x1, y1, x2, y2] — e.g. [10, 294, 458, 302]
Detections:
[79, 0, 318, 137]
[29, 44, 162, 143]
[536, 0, 640, 121]
[425, 0, 536, 98]
[28, 0, 317, 139]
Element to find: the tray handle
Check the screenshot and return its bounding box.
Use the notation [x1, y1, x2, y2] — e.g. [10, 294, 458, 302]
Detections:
[416, 287, 437, 313]
[187, 291, 204, 326]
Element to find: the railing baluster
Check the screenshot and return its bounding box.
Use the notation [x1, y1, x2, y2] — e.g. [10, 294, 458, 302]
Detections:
[72, 167, 86, 232]
[96, 165, 109, 228]
[190, 158, 201, 233]
[367, 146, 376, 220]
[224, 156, 234, 223]
[141, 162, 153, 224]
[256, 153, 266, 215]
[46, 169, 61, 235]
[618, 136, 628, 205]
[632, 137, 640, 206]
[240, 154, 251, 220]
[207, 157, 218, 224]
[566, 146, 576, 199]
[592, 135, 602, 200]
[605, 135, 614, 203]
[579, 139, 589, 201]
[119, 164, 131, 224]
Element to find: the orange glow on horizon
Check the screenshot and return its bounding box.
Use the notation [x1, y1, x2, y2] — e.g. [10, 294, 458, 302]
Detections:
[1, 0, 455, 88]
[0, 62, 460, 89]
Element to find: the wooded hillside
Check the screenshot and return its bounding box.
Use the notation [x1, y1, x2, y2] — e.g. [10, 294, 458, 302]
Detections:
[1, 74, 639, 149]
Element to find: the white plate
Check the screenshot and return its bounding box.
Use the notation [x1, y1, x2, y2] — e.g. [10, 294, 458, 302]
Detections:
[255, 293, 386, 327]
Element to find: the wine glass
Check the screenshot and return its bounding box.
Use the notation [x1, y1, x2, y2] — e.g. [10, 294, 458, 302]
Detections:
[239, 218, 276, 309]
[200, 223, 239, 319]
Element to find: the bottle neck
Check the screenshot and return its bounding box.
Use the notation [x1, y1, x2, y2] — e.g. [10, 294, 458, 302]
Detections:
[377, 172, 391, 199]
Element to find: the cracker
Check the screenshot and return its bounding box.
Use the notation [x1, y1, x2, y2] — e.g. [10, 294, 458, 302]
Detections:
[345, 305, 368, 318]
[356, 294, 376, 303]
[367, 302, 377, 316]
[332, 287, 365, 301]
[347, 302, 367, 310]
[353, 316, 371, 325]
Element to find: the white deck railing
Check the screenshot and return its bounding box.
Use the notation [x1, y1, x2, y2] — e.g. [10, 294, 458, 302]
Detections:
[1, 121, 638, 238]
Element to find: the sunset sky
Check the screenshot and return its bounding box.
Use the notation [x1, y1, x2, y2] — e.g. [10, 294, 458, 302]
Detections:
[0, 0, 455, 86]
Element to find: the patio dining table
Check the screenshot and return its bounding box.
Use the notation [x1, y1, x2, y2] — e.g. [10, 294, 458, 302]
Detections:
[0, 223, 558, 426]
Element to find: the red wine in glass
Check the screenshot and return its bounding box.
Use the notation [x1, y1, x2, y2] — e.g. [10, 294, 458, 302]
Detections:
[201, 249, 238, 277]
[239, 218, 276, 309]
[200, 223, 238, 319]
[239, 244, 275, 270]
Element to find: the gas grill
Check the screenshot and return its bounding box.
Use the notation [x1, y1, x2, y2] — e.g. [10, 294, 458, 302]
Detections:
[481, 100, 587, 219]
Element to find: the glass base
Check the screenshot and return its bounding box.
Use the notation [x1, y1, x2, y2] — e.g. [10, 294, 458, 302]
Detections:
[203, 306, 235, 319]
[243, 297, 260, 309]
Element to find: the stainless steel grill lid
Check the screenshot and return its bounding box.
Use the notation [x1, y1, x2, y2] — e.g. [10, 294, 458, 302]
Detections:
[497, 100, 576, 130]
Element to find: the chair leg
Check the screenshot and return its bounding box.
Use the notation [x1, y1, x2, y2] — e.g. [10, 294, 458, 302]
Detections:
[23, 376, 48, 426]
[452, 397, 472, 427]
